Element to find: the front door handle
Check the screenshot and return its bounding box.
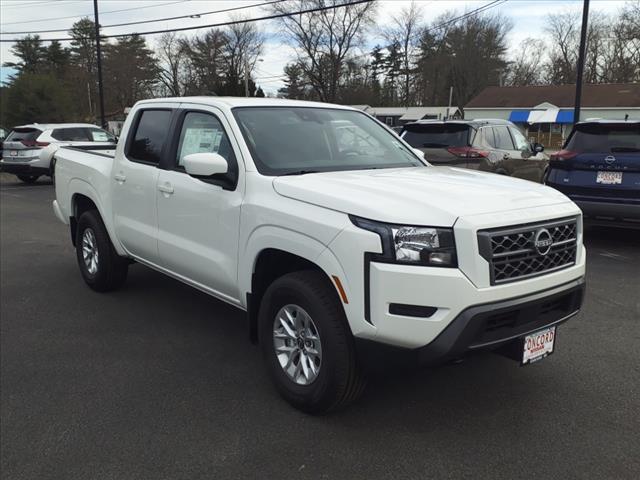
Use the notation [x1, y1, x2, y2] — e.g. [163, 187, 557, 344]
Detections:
[158, 183, 174, 195]
[114, 173, 126, 183]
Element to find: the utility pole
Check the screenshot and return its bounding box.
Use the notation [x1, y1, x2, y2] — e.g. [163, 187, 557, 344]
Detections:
[93, 0, 106, 128]
[446, 86, 453, 121]
[573, 0, 590, 124]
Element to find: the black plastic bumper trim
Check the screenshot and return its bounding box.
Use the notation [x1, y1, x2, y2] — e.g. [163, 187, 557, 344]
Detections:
[355, 277, 585, 370]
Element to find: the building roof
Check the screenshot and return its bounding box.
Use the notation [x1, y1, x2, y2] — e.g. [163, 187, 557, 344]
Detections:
[349, 106, 460, 119]
[465, 83, 640, 109]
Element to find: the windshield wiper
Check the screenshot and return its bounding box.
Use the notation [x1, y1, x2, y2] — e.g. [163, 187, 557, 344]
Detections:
[279, 170, 321, 176]
[610, 146, 640, 152]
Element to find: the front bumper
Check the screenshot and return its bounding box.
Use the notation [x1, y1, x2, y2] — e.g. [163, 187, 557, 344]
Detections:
[356, 277, 585, 368]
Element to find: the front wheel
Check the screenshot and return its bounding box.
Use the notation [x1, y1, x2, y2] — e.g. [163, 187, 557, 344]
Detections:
[258, 271, 366, 413]
[75, 210, 128, 292]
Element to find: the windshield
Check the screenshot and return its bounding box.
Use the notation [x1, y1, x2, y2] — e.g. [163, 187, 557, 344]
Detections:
[566, 123, 640, 153]
[401, 124, 470, 148]
[233, 107, 423, 175]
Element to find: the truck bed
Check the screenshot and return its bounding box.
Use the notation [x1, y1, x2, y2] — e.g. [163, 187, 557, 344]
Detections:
[53, 143, 118, 226]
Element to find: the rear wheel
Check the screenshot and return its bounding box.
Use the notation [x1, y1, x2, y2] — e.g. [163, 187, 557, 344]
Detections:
[17, 174, 39, 184]
[258, 270, 366, 413]
[75, 210, 128, 292]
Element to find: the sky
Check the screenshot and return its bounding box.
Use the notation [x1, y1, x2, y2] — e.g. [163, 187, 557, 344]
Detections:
[0, 0, 631, 94]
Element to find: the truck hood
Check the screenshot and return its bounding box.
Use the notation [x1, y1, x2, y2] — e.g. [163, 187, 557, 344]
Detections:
[272, 166, 571, 226]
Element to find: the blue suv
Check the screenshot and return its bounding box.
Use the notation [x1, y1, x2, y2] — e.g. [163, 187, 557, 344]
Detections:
[545, 120, 640, 227]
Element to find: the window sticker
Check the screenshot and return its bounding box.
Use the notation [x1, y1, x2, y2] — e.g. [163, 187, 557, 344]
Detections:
[180, 128, 222, 159]
[92, 131, 109, 142]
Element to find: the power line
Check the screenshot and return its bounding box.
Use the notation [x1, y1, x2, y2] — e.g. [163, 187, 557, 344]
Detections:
[1, 0, 286, 35]
[0, 0, 374, 43]
[0, 0, 190, 27]
[1, 0, 85, 9]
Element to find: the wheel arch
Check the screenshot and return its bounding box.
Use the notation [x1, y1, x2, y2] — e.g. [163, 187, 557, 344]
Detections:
[68, 180, 124, 255]
[242, 229, 350, 344]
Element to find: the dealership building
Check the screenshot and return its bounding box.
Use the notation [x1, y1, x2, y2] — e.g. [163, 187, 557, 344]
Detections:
[464, 83, 640, 150]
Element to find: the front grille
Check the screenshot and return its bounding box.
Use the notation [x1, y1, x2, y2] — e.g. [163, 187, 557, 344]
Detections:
[478, 217, 578, 285]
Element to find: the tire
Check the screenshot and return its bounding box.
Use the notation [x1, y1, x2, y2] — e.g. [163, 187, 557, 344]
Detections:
[258, 270, 366, 414]
[49, 157, 56, 183]
[17, 174, 39, 184]
[75, 210, 128, 292]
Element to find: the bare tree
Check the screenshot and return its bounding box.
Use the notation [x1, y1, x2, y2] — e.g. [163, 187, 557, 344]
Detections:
[505, 39, 545, 86]
[271, 0, 376, 102]
[181, 29, 227, 95]
[382, 1, 423, 106]
[222, 14, 265, 95]
[156, 32, 188, 97]
[544, 12, 579, 84]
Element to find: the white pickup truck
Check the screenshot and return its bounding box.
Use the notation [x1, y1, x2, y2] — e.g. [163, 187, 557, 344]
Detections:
[53, 97, 586, 412]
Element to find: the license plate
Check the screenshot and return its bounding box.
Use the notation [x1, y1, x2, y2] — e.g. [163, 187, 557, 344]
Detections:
[596, 171, 622, 185]
[522, 326, 556, 365]
[10, 150, 17, 156]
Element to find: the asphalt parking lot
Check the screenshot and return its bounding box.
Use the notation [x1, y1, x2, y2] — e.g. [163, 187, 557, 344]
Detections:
[1, 173, 639, 480]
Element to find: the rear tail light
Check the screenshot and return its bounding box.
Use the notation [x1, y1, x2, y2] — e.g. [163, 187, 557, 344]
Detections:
[550, 149, 578, 161]
[20, 140, 49, 148]
[446, 146, 489, 158]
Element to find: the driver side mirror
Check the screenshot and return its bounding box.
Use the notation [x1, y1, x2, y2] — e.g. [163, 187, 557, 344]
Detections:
[412, 148, 426, 159]
[183, 152, 228, 177]
[532, 142, 544, 153]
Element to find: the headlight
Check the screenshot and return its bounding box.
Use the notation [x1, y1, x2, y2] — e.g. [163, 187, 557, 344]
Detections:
[350, 216, 457, 267]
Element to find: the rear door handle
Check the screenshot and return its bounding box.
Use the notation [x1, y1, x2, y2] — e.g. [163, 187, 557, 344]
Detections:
[114, 173, 126, 183]
[158, 183, 174, 195]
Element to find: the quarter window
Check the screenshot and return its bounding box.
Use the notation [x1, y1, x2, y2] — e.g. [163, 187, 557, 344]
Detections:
[128, 109, 172, 164]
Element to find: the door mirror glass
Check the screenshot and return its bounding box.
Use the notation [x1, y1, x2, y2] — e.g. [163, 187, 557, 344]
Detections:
[412, 148, 426, 159]
[532, 142, 545, 153]
[183, 152, 228, 177]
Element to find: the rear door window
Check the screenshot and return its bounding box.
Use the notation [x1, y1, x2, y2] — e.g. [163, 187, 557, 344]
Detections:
[127, 109, 172, 165]
[476, 127, 495, 148]
[51, 128, 92, 141]
[565, 123, 640, 153]
[493, 127, 515, 150]
[401, 124, 470, 148]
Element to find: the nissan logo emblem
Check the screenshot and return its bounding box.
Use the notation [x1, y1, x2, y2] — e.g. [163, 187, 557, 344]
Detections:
[534, 228, 553, 256]
[604, 155, 616, 164]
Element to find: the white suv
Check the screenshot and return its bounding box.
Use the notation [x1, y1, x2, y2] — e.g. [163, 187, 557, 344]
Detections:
[0, 123, 116, 183]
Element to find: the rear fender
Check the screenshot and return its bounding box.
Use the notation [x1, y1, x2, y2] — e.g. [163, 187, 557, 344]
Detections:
[68, 178, 126, 256]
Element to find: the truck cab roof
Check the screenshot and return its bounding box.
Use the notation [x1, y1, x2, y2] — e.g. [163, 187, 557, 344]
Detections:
[135, 96, 356, 111]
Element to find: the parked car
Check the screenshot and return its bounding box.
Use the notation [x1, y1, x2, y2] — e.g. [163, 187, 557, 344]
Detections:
[545, 120, 640, 227]
[400, 119, 548, 182]
[0, 126, 8, 166]
[52, 98, 585, 413]
[0, 123, 116, 183]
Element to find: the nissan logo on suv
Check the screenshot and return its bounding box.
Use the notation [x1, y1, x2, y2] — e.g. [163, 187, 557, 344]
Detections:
[534, 228, 553, 255]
